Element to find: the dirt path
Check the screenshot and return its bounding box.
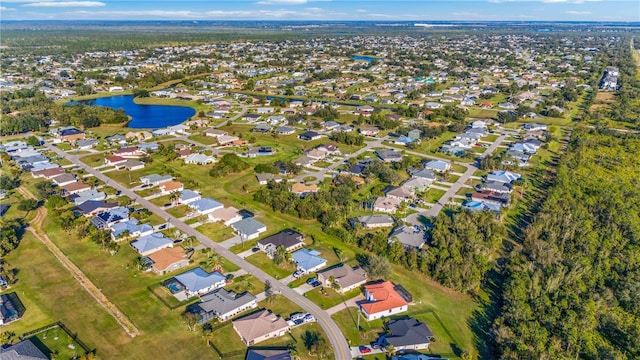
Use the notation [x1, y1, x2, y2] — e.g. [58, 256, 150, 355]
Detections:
[17, 187, 141, 338]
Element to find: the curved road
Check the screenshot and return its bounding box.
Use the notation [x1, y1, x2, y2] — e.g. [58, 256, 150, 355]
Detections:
[46, 143, 352, 360]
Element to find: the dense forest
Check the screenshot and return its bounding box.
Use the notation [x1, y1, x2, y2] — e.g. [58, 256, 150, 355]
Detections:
[492, 128, 640, 359]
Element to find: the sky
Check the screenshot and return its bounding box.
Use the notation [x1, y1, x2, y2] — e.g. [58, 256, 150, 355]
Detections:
[0, 0, 638, 22]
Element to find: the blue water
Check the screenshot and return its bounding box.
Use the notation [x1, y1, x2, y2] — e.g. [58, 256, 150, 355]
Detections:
[352, 55, 375, 63]
[75, 95, 195, 129]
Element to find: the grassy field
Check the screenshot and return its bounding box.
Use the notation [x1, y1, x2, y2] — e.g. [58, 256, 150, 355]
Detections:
[304, 287, 361, 310]
[223, 274, 265, 296]
[196, 221, 236, 242]
[245, 252, 296, 280]
[5, 217, 219, 360]
[188, 134, 219, 145]
[424, 188, 447, 203]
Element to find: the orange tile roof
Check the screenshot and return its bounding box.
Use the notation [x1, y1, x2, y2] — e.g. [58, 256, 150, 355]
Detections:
[61, 181, 90, 192]
[360, 281, 408, 315]
[291, 183, 318, 193]
[160, 181, 184, 192]
[148, 247, 187, 272]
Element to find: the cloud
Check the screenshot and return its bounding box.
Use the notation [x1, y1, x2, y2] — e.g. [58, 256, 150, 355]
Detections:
[255, 0, 331, 5]
[0, 6, 17, 10]
[23, 1, 105, 7]
[355, 9, 368, 13]
[566, 10, 592, 13]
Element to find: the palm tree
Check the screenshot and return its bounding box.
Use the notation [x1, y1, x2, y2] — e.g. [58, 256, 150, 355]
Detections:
[201, 323, 214, 346]
[200, 252, 222, 272]
[169, 191, 180, 206]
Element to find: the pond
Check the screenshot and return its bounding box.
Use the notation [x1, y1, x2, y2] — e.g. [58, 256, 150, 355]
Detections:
[75, 95, 195, 129]
[352, 55, 376, 63]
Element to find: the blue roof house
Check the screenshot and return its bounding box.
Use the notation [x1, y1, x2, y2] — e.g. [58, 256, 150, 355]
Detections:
[231, 218, 267, 240]
[110, 220, 154, 240]
[172, 268, 227, 297]
[292, 249, 327, 274]
[90, 206, 129, 229]
[487, 170, 521, 184]
[131, 232, 174, 256]
[188, 198, 223, 215]
[179, 189, 201, 205]
[393, 136, 414, 146]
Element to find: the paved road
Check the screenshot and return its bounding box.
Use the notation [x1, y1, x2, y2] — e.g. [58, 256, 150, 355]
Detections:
[403, 133, 507, 224]
[46, 142, 352, 360]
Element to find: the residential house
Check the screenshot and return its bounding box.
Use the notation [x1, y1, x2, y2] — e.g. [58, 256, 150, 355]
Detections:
[204, 128, 228, 138]
[145, 247, 189, 275]
[291, 183, 318, 196]
[112, 147, 144, 158]
[137, 143, 159, 153]
[111, 220, 154, 240]
[401, 178, 431, 192]
[409, 169, 436, 185]
[188, 198, 224, 215]
[184, 153, 217, 165]
[255, 173, 284, 185]
[233, 310, 289, 346]
[51, 173, 76, 187]
[71, 189, 106, 206]
[386, 186, 415, 201]
[256, 107, 274, 114]
[463, 200, 501, 213]
[117, 159, 145, 171]
[317, 264, 367, 293]
[359, 126, 380, 137]
[194, 288, 258, 323]
[31, 166, 64, 179]
[0, 292, 26, 326]
[350, 215, 395, 229]
[471, 191, 511, 208]
[246, 349, 292, 360]
[217, 135, 241, 146]
[383, 317, 433, 351]
[179, 189, 201, 205]
[376, 149, 402, 162]
[59, 180, 90, 196]
[487, 170, 521, 184]
[373, 196, 402, 214]
[298, 131, 322, 141]
[252, 124, 271, 133]
[257, 229, 305, 258]
[232, 218, 267, 240]
[105, 155, 127, 167]
[208, 206, 243, 226]
[394, 136, 414, 146]
[242, 113, 262, 122]
[292, 249, 327, 274]
[131, 232, 173, 256]
[0, 339, 48, 359]
[57, 127, 85, 143]
[389, 225, 427, 249]
[276, 126, 296, 135]
[423, 159, 451, 173]
[140, 174, 174, 187]
[359, 281, 409, 320]
[523, 123, 547, 132]
[90, 206, 129, 229]
[75, 138, 99, 150]
[482, 180, 512, 194]
[75, 200, 117, 217]
[170, 268, 227, 298]
[159, 181, 184, 195]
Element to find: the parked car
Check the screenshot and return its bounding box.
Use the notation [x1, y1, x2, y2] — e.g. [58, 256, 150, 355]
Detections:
[303, 314, 315, 323]
[290, 312, 305, 321]
[311, 280, 321, 287]
[370, 342, 381, 350]
[306, 277, 318, 285]
[359, 346, 371, 354]
[293, 270, 305, 278]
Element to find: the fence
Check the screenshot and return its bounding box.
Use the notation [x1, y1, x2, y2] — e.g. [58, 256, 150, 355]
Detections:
[20, 321, 93, 355]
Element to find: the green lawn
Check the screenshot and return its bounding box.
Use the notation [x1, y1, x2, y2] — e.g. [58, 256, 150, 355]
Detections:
[196, 221, 236, 242]
[28, 324, 90, 359]
[208, 322, 247, 359]
[148, 194, 172, 206]
[482, 134, 499, 142]
[188, 134, 219, 145]
[245, 252, 296, 280]
[304, 288, 361, 310]
[165, 205, 192, 218]
[223, 274, 265, 296]
[451, 164, 468, 173]
[424, 188, 446, 203]
[10, 218, 219, 360]
[79, 153, 106, 167]
[331, 308, 384, 345]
